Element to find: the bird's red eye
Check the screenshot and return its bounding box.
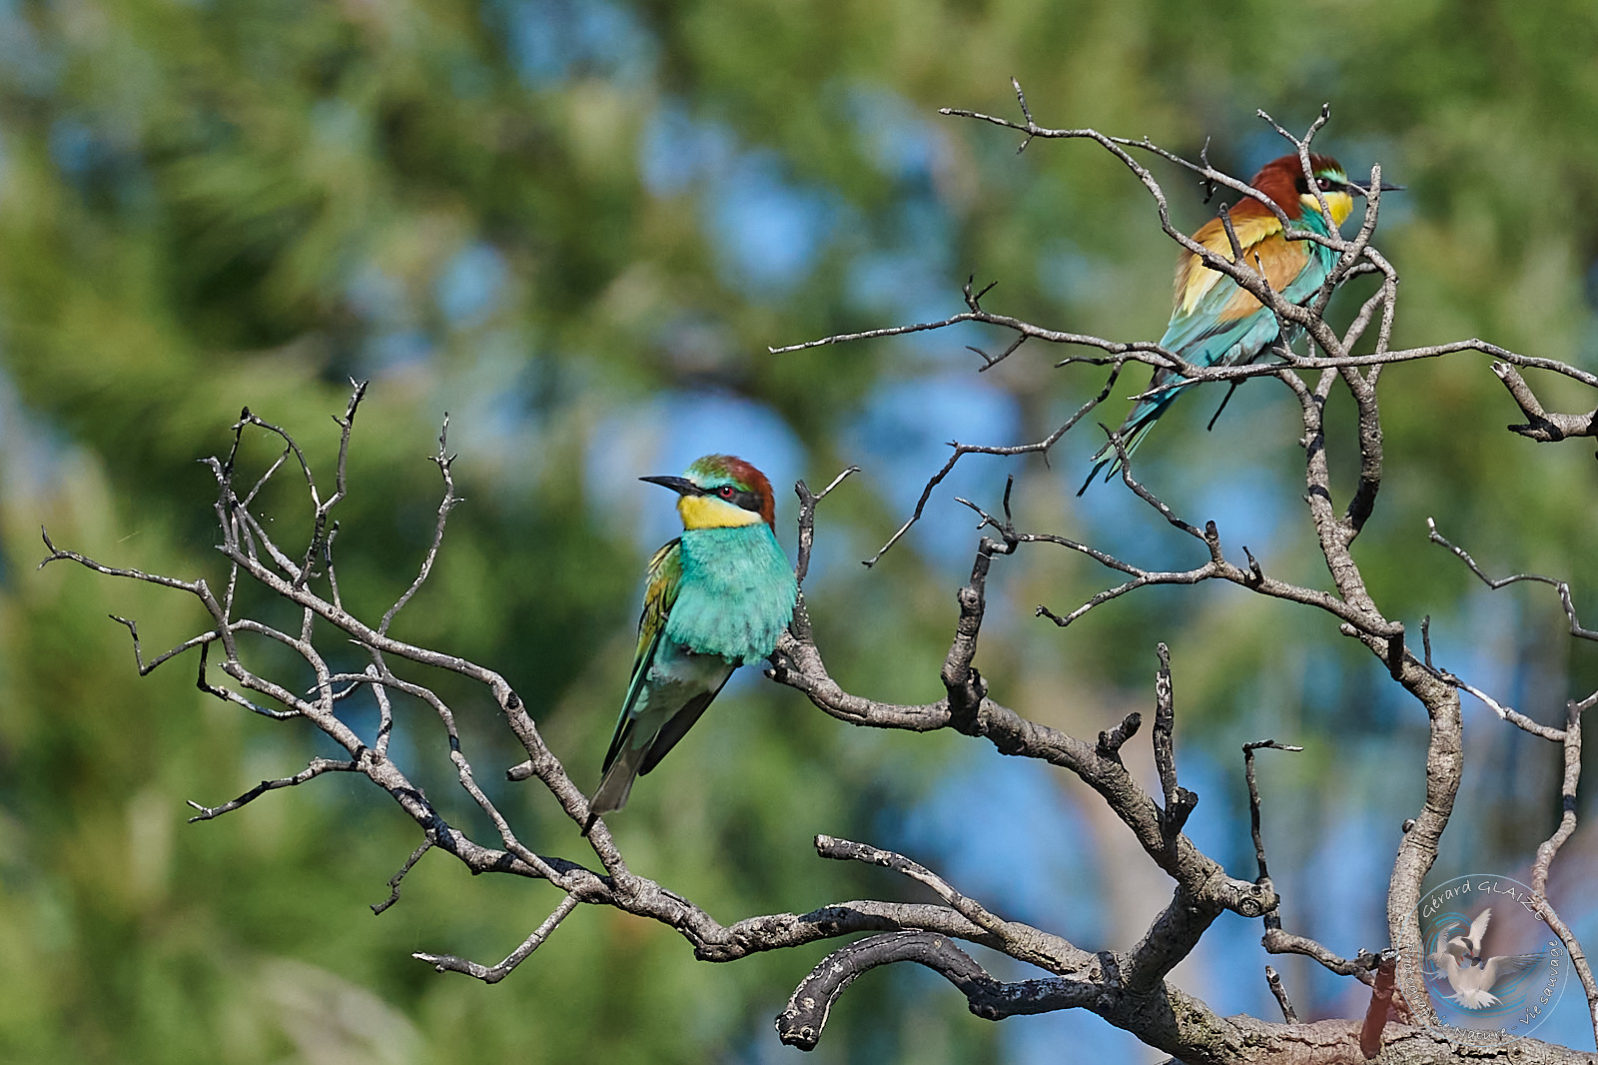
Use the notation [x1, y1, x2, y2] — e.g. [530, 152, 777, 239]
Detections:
[717, 485, 735, 499]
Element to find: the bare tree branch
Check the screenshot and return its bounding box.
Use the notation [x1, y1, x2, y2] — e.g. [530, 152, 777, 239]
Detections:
[1265, 965, 1298, 1024]
[1243, 739, 1303, 934]
[1492, 362, 1598, 444]
[813, 835, 1089, 974]
[371, 841, 432, 916]
[415, 894, 580, 983]
[379, 413, 460, 634]
[1428, 517, 1597, 641]
[1360, 952, 1399, 1059]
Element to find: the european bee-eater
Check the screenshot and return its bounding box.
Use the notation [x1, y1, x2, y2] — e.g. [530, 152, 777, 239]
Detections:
[585, 454, 797, 831]
[1085, 152, 1395, 488]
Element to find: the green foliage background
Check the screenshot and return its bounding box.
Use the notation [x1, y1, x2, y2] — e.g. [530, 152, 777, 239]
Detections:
[2, 0, 1596, 1061]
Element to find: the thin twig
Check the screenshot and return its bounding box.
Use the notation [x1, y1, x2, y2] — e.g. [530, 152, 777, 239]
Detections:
[1243, 740, 1303, 933]
[372, 841, 433, 916]
[1264, 966, 1297, 1023]
[186, 758, 359, 821]
[415, 894, 581, 983]
[1428, 517, 1596, 641]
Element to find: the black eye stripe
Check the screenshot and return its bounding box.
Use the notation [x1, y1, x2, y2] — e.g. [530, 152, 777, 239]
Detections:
[704, 485, 761, 512]
[1296, 175, 1346, 194]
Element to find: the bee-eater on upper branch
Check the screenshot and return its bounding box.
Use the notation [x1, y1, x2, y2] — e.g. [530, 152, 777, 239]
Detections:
[585, 454, 797, 833]
[1083, 152, 1399, 490]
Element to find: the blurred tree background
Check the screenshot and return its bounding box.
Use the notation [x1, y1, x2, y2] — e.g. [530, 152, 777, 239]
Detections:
[2, 0, 1597, 1061]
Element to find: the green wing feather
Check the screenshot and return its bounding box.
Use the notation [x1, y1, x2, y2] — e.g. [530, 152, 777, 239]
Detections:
[601, 538, 682, 772]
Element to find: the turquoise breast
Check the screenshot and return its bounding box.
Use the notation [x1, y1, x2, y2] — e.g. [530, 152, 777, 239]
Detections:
[667, 525, 797, 664]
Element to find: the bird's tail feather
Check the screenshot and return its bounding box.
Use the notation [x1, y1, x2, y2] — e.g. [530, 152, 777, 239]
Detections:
[1077, 395, 1171, 495]
[584, 741, 650, 835]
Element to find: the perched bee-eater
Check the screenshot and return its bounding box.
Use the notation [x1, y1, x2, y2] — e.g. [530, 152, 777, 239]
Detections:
[585, 454, 797, 831]
[1085, 152, 1396, 488]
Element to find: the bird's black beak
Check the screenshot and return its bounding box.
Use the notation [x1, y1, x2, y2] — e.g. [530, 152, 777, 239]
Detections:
[1349, 180, 1405, 197]
[640, 474, 701, 496]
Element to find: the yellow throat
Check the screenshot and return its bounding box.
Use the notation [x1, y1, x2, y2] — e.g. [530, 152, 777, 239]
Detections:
[678, 494, 764, 530]
[1301, 189, 1354, 227]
